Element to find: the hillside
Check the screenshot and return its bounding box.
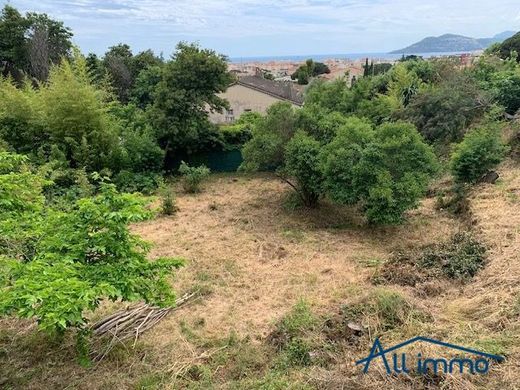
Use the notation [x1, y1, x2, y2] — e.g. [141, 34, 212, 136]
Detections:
[2, 163, 520, 389]
[391, 31, 516, 54]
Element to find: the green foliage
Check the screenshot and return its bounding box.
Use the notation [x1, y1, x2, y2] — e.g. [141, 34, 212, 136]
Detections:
[320, 117, 375, 205]
[498, 32, 520, 62]
[161, 188, 177, 216]
[419, 232, 487, 279]
[291, 59, 330, 84]
[403, 72, 489, 143]
[150, 42, 232, 162]
[283, 131, 323, 207]
[110, 103, 165, 173]
[0, 152, 48, 260]
[219, 111, 262, 149]
[322, 120, 438, 224]
[0, 5, 73, 81]
[178, 161, 210, 193]
[0, 180, 183, 332]
[450, 124, 508, 183]
[491, 71, 520, 115]
[114, 170, 164, 195]
[386, 63, 423, 107]
[0, 53, 122, 172]
[240, 102, 299, 171]
[0, 77, 46, 154]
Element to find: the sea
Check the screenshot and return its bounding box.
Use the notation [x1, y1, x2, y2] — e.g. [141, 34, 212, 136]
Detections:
[229, 51, 478, 63]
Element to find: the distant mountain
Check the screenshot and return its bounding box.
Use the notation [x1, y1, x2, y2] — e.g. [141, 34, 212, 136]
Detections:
[390, 31, 516, 54]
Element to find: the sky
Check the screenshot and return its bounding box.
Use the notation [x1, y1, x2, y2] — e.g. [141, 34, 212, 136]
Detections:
[3, 0, 520, 58]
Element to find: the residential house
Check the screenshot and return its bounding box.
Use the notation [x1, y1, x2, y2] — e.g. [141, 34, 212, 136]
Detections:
[208, 74, 304, 124]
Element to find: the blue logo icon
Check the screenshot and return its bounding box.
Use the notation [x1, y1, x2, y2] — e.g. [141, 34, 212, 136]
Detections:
[356, 336, 504, 375]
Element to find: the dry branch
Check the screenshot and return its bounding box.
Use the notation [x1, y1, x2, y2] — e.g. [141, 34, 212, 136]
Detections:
[89, 291, 200, 360]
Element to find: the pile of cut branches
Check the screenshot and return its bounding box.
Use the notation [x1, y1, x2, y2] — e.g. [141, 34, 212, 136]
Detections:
[90, 291, 200, 360]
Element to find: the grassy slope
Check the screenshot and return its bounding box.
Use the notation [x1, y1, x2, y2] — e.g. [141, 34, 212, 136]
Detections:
[0, 163, 519, 389]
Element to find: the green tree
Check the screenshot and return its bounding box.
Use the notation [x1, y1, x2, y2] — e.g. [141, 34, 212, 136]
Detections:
[291, 59, 330, 84]
[320, 117, 375, 205]
[0, 5, 29, 79]
[498, 32, 520, 62]
[26, 12, 73, 81]
[403, 73, 489, 143]
[450, 124, 508, 183]
[39, 54, 121, 171]
[149, 42, 232, 165]
[103, 43, 134, 102]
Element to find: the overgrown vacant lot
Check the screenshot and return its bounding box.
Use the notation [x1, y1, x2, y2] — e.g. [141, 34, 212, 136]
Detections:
[1, 165, 520, 389]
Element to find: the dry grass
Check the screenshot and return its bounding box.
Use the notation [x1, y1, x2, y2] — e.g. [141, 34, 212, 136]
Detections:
[1, 165, 520, 389]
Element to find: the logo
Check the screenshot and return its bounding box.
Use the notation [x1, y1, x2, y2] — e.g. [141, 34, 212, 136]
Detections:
[356, 336, 504, 375]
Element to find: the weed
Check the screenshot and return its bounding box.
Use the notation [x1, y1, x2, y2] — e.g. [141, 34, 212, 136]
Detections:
[270, 300, 315, 347]
[161, 190, 177, 216]
[419, 232, 486, 279]
[282, 338, 311, 367]
[179, 161, 210, 193]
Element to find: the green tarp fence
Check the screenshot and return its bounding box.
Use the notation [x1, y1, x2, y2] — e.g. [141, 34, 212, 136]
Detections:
[178, 149, 243, 172]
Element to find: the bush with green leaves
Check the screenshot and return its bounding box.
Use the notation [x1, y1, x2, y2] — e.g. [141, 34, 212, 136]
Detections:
[161, 188, 177, 216]
[240, 102, 299, 171]
[403, 73, 489, 144]
[0, 165, 183, 333]
[178, 161, 210, 193]
[0, 152, 48, 260]
[450, 124, 508, 184]
[113, 170, 163, 195]
[282, 131, 323, 207]
[322, 120, 438, 224]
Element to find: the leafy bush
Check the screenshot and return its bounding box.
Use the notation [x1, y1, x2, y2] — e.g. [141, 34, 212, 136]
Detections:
[450, 125, 508, 183]
[420, 232, 487, 279]
[161, 189, 177, 216]
[0, 180, 184, 333]
[320, 117, 375, 205]
[240, 102, 299, 171]
[219, 111, 262, 149]
[282, 131, 323, 207]
[114, 170, 163, 194]
[322, 120, 438, 224]
[178, 161, 210, 193]
[0, 152, 48, 260]
[403, 73, 489, 143]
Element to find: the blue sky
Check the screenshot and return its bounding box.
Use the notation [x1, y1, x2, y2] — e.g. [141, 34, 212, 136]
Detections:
[4, 0, 520, 58]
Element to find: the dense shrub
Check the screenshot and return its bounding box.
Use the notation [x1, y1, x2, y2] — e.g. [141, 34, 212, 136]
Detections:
[320, 117, 375, 205]
[450, 125, 508, 183]
[322, 120, 438, 224]
[219, 111, 262, 149]
[240, 102, 299, 171]
[0, 179, 184, 333]
[178, 161, 210, 193]
[283, 131, 323, 207]
[114, 170, 164, 195]
[161, 188, 177, 216]
[0, 152, 48, 260]
[403, 73, 489, 143]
